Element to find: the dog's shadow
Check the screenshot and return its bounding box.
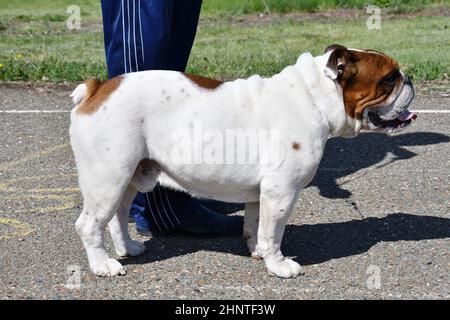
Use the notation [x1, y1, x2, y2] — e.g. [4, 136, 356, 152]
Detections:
[121, 131, 450, 267]
[283, 213, 450, 265]
[311, 131, 450, 198]
[122, 213, 450, 266]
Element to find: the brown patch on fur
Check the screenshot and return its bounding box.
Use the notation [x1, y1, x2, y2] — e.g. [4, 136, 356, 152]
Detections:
[326, 45, 402, 119]
[183, 72, 223, 90]
[292, 142, 301, 150]
[76, 76, 123, 115]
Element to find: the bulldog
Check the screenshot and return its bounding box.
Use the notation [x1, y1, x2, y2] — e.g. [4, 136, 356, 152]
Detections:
[69, 44, 416, 278]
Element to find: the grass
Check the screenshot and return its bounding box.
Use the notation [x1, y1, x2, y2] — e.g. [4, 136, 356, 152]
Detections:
[190, 16, 449, 82]
[0, 0, 101, 20]
[0, 0, 446, 18]
[0, 0, 449, 83]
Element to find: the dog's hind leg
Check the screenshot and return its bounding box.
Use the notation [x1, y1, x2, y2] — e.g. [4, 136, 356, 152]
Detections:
[107, 159, 161, 258]
[75, 168, 134, 277]
[244, 202, 261, 259]
[108, 183, 146, 258]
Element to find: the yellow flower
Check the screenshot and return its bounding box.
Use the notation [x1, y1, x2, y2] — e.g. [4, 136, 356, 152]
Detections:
[16, 54, 23, 59]
[0, 64, 4, 69]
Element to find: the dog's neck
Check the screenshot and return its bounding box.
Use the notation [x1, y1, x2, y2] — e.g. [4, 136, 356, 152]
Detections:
[292, 52, 357, 137]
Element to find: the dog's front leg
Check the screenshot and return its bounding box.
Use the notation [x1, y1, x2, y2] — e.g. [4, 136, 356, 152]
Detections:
[257, 181, 302, 278]
[244, 202, 261, 259]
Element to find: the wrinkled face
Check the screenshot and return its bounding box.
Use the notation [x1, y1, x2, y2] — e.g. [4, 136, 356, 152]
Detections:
[325, 44, 416, 133]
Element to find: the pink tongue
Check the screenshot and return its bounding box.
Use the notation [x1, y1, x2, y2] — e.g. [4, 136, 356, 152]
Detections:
[398, 110, 417, 121]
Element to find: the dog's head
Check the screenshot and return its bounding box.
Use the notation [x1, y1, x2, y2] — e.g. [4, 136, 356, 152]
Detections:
[324, 44, 416, 134]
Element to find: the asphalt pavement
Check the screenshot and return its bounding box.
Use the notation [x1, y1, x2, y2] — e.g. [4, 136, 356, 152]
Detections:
[0, 82, 449, 299]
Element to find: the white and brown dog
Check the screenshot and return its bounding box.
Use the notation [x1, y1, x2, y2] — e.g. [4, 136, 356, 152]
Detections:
[69, 45, 416, 278]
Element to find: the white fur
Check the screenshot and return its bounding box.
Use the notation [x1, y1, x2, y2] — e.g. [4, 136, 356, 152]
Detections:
[70, 83, 87, 105]
[69, 52, 361, 278]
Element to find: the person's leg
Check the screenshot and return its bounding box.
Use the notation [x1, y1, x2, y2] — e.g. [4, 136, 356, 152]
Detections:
[164, 0, 245, 219]
[100, 0, 204, 80]
[100, 0, 124, 78]
[165, 0, 203, 71]
[100, 0, 243, 236]
[101, 0, 173, 78]
[101, 0, 187, 235]
[133, 0, 204, 234]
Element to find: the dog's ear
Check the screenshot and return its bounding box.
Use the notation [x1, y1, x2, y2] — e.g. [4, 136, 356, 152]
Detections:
[324, 44, 356, 81]
[324, 44, 348, 54]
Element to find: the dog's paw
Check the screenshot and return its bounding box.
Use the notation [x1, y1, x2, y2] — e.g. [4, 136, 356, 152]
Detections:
[251, 252, 263, 260]
[266, 258, 303, 278]
[115, 240, 146, 257]
[91, 258, 126, 277]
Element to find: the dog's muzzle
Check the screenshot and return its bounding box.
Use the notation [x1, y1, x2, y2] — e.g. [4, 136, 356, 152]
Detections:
[364, 77, 417, 133]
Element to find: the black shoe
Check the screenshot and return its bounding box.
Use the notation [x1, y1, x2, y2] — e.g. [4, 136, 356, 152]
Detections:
[175, 202, 243, 237]
[198, 199, 245, 215]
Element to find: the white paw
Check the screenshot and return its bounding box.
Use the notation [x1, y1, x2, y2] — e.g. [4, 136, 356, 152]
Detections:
[91, 258, 126, 277]
[115, 240, 146, 257]
[266, 258, 303, 278]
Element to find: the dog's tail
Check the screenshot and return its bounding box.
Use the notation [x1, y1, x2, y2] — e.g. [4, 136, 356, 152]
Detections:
[70, 83, 87, 106]
[70, 79, 101, 106]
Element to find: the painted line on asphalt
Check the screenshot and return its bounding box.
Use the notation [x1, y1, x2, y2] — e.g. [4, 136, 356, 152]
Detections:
[0, 218, 34, 241]
[410, 110, 450, 113]
[0, 143, 70, 171]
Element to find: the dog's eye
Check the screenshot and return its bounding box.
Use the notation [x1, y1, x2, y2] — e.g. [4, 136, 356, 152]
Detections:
[383, 71, 399, 85]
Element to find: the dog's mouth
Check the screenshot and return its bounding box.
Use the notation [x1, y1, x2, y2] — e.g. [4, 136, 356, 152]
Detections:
[365, 109, 417, 133]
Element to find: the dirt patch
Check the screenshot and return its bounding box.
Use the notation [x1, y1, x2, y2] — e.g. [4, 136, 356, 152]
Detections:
[199, 6, 450, 27]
